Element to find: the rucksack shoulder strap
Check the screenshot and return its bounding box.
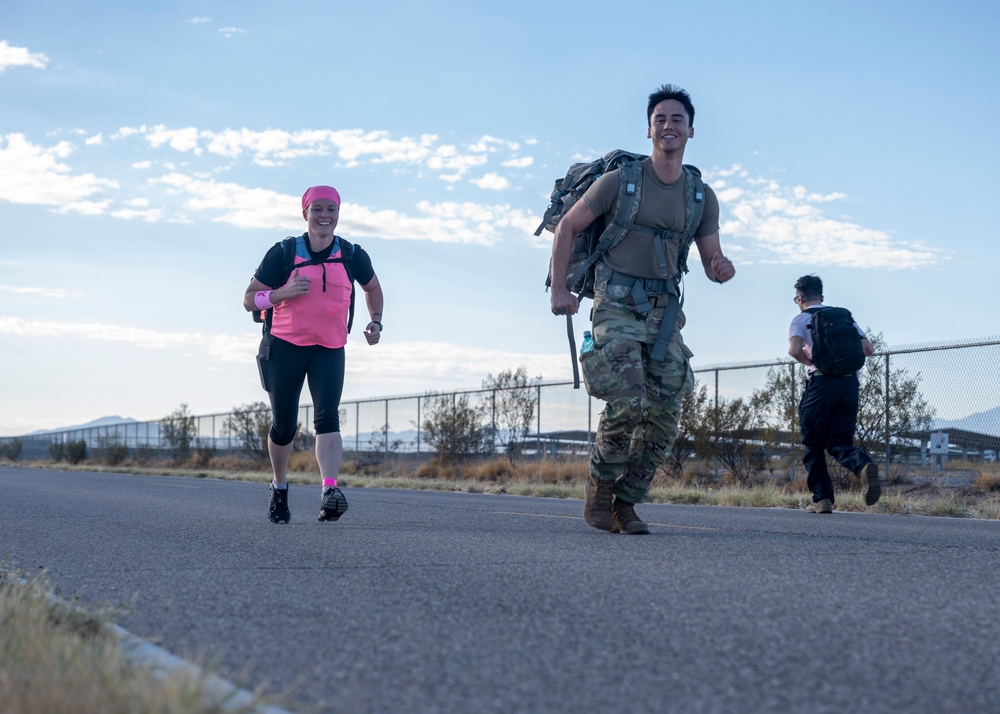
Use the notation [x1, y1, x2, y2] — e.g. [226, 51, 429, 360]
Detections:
[564, 160, 644, 291]
[675, 165, 706, 276]
[282, 236, 299, 278]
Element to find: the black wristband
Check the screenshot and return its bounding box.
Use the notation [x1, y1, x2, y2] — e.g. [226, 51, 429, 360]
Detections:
[372, 321, 383, 330]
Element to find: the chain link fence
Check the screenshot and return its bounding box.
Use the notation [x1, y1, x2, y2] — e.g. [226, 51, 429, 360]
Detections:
[3, 337, 998, 481]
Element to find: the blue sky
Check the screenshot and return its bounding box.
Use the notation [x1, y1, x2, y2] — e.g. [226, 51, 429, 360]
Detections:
[2, 0, 998, 435]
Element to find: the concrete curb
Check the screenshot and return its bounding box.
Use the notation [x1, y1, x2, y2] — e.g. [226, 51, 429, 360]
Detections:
[1, 568, 294, 714]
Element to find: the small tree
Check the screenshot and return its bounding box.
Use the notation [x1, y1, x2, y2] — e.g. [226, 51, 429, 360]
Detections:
[192, 438, 216, 467]
[97, 431, 128, 466]
[66, 439, 88, 465]
[666, 382, 711, 478]
[359, 423, 404, 470]
[50, 441, 66, 462]
[162, 403, 197, 465]
[0, 438, 22, 461]
[689, 396, 767, 484]
[223, 402, 271, 461]
[421, 391, 488, 465]
[482, 366, 541, 466]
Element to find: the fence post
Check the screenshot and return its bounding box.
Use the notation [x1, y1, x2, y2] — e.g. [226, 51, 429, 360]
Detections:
[416, 396, 421, 454]
[491, 390, 497, 458]
[536, 385, 542, 456]
[885, 352, 891, 477]
[714, 368, 720, 481]
[385, 400, 389, 456]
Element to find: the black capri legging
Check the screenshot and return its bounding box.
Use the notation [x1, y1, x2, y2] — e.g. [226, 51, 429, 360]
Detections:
[264, 337, 345, 445]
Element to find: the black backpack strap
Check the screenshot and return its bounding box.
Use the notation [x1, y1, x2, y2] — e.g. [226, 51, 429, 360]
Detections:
[258, 236, 299, 335]
[340, 240, 356, 333]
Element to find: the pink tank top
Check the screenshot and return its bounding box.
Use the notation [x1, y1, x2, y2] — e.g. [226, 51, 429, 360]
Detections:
[270, 245, 352, 349]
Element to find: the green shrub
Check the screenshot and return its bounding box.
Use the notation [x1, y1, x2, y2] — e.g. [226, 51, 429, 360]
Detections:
[49, 442, 66, 462]
[66, 440, 88, 465]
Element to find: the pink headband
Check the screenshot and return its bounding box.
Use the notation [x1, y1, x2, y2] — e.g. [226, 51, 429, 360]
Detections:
[301, 185, 341, 211]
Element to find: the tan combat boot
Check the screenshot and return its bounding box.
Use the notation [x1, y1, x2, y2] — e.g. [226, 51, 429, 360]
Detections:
[584, 475, 615, 531]
[612, 497, 650, 535]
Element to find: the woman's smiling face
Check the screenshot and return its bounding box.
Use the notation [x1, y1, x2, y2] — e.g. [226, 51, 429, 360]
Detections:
[304, 199, 339, 236]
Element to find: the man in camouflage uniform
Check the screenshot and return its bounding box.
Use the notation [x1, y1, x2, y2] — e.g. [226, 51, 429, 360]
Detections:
[549, 84, 736, 534]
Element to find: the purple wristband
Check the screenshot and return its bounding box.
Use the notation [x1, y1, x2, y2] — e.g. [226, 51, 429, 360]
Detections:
[254, 290, 274, 310]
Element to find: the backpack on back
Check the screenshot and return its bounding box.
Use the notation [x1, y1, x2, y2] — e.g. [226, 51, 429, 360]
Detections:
[253, 234, 357, 334]
[537, 149, 644, 299]
[536, 149, 706, 387]
[806, 306, 866, 376]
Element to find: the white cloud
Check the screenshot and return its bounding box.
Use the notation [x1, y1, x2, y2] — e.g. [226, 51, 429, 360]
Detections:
[110, 207, 166, 222]
[0, 316, 568, 383]
[0, 41, 48, 71]
[57, 200, 112, 216]
[502, 157, 534, 168]
[144, 126, 202, 154]
[470, 173, 511, 191]
[85, 133, 103, 146]
[0, 134, 118, 206]
[218, 27, 248, 38]
[148, 171, 538, 244]
[0, 316, 255, 361]
[708, 165, 941, 269]
[132, 160, 152, 169]
[149, 172, 296, 229]
[117, 125, 520, 180]
[186, 17, 212, 24]
[0, 285, 73, 298]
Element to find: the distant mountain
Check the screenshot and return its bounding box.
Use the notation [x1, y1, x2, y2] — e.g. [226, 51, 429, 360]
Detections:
[931, 406, 1000, 438]
[28, 416, 138, 436]
[350, 428, 421, 447]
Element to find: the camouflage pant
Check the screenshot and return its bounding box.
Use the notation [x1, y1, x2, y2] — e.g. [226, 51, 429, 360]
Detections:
[580, 292, 694, 503]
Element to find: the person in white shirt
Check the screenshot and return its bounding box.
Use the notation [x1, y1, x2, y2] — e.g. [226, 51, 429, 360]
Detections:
[788, 274, 880, 513]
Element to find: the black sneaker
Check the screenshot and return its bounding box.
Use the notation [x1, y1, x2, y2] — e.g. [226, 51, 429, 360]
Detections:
[861, 463, 882, 506]
[268, 483, 290, 524]
[318, 487, 349, 522]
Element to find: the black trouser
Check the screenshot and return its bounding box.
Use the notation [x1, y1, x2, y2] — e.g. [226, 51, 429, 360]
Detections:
[798, 373, 873, 504]
[262, 337, 345, 446]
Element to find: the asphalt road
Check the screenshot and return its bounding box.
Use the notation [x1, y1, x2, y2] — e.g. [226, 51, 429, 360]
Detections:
[2, 467, 998, 714]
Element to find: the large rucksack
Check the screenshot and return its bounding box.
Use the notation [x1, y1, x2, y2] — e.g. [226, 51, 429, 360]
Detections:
[806, 306, 866, 376]
[536, 149, 706, 386]
[253, 234, 357, 335]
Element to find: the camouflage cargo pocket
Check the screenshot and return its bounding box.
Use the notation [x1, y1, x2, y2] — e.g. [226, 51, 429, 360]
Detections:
[580, 337, 645, 401]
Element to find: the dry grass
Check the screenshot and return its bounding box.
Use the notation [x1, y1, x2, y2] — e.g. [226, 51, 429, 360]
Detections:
[13, 454, 1000, 519]
[0, 569, 272, 714]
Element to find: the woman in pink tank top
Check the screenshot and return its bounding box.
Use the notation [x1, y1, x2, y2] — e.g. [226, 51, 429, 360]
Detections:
[242, 185, 384, 524]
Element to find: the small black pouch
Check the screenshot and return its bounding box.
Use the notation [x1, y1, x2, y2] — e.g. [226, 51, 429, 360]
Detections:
[256, 333, 275, 392]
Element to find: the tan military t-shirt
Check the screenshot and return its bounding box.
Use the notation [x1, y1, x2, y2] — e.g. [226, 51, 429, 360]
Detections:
[582, 158, 720, 280]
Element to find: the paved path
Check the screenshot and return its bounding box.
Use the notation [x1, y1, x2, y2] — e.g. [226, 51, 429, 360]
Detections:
[2, 467, 999, 713]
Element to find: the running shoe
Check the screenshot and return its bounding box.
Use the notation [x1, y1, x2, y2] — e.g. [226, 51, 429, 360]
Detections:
[317, 486, 349, 522]
[268, 482, 290, 524]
